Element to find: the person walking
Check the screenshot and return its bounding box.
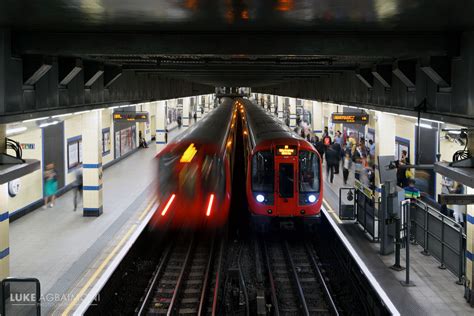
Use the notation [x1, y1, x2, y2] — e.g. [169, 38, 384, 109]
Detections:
[449, 182, 465, 224]
[313, 136, 325, 161]
[43, 163, 58, 208]
[73, 169, 83, 211]
[325, 143, 339, 183]
[343, 152, 352, 185]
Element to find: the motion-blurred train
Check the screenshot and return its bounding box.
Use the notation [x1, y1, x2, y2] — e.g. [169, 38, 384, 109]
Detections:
[150, 98, 237, 230]
[240, 99, 323, 231]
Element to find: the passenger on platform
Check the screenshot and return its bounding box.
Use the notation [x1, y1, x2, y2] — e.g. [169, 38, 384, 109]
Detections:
[404, 179, 421, 200]
[396, 150, 410, 188]
[73, 169, 83, 211]
[313, 136, 325, 161]
[325, 142, 340, 183]
[343, 152, 352, 185]
[368, 139, 376, 162]
[193, 112, 197, 122]
[43, 163, 58, 208]
[334, 130, 343, 146]
[353, 147, 362, 181]
[449, 182, 465, 224]
[139, 131, 148, 148]
[322, 132, 332, 148]
[165, 128, 169, 143]
[177, 116, 182, 128]
[331, 142, 342, 174]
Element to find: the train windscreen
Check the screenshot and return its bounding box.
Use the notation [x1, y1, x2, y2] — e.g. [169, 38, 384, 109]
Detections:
[298, 151, 320, 193]
[251, 151, 274, 192]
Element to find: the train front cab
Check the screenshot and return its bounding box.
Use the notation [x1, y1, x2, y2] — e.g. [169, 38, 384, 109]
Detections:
[248, 140, 323, 232]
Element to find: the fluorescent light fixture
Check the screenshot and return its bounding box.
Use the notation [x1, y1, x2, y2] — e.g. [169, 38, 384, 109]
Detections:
[109, 106, 120, 109]
[447, 130, 461, 134]
[416, 123, 433, 129]
[6, 126, 27, 135]
[119, 105, 129, 108]
[22, 116, 50, 123]
[422, 118, 443, 124]
[39, 121, 59, 128]
[398, 114, 416, 120]
[74, 110, 91, 115]
[52, 113, 73, 118]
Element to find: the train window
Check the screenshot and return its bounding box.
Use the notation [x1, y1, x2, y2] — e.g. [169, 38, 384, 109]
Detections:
[251, 151, 274, 192]
[298, 151, 320, 193]
[279, 163, 294, 198]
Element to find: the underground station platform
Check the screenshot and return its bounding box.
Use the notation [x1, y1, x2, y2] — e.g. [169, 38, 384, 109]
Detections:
[1, 2, 474, 315]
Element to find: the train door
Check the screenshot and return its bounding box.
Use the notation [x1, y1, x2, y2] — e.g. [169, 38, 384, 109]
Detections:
[275, 158, 297, 216]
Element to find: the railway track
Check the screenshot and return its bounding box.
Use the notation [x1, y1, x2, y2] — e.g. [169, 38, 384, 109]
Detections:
[261, 238, 339, 316]
[137, 232, 224, 315]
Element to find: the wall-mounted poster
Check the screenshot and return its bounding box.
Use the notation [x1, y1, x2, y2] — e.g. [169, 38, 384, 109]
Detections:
[67, 136, 82, 170]
[115, 131, 121, 159]
[102, 128, 111, 155]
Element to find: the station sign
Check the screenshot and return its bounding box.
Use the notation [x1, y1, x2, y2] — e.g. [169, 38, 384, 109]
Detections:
[113, 111, 149, 122]
[331, 112, 369, 125]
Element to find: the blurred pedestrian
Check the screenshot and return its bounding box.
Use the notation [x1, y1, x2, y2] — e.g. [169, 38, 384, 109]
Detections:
[73, 169, 83, 211]
[325, 143, 339, 183]
[449, 182, 465, 224]
[343, 152, 352, 185]
[44, 163, 58, 208]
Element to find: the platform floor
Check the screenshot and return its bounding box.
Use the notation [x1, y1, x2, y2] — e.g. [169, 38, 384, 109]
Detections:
[9, 126, 188, 315]
[322, 161, 472, 315]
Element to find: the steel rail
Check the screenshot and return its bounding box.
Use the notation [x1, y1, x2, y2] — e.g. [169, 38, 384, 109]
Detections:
[136, 244, 173, 316]
[262, 239, 280, 316]
[283, 241, 310, 316]
[305, 242, 340, 316]
[211, 238, 225, 316]
[167, 236, 196, 316]
[197, 234, 216, 316]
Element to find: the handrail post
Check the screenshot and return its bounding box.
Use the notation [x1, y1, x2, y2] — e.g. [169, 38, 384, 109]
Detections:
[439, 215, 446, 269]
[401, 201, 415, 287]
[391, 214, 404, 271]
[421, 203, 430, 256]
[456, 226, 464, 285]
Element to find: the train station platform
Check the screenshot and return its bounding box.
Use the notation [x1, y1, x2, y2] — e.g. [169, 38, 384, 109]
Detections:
[321, 163, 471, 315]
[8, 126, 188, 315]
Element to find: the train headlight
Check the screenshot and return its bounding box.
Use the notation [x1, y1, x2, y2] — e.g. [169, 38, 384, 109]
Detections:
[256, 194, 265, 203]
[308, 194, 317, 203]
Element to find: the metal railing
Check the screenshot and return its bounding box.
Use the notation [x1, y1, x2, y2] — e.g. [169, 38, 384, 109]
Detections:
[410, 199, 466, 283]
[354, 183, 380, 242]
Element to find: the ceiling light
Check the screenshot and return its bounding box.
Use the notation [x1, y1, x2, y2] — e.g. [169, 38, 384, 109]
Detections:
[74, 110, 91, 115]
[52, 113, 73, 118]
[22, 117, 49, 123]
[6, 126, 27, 135]
[416, 123, 433, 129]
[39, 121, 59, 128]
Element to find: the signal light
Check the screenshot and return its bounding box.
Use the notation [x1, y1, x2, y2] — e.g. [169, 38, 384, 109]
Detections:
[206, 194, 215, 217]
[161, 194, 176, 216]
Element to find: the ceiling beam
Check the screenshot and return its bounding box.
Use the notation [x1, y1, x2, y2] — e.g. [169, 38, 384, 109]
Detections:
[14, 32, 454, 57]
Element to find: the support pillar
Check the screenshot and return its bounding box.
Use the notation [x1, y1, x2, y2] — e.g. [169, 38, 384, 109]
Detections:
[270, 95, 275, 115]
[277, 96, 284, 121]
[0, 182, 9, 282]
[155, 101, 167, 153]
[311, 101, 324, 136]
[197, 96, 203, 120]
[82, 111, 103, 217]
[182, 98, 190, 127]
[375, 112, 396, 188]
[289, 98, 297, 128]
[0, 124, 9, 282]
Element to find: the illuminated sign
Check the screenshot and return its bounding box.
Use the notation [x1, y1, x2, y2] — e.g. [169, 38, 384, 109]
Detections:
[331, 112, 369, 125]
[276, 145, 297, 156]
[113, 111, 149, 122]
[180, 143, 198, 163]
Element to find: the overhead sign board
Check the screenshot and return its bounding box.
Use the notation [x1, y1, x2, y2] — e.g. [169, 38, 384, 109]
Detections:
[331, 112, 369, 125]
[113, 111, 149, 122]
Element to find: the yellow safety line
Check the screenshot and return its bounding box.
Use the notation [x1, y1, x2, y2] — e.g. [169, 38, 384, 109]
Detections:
[62, 199, 156, 315]
[138, 197, 158, 221]
[323, 199, 343, 224]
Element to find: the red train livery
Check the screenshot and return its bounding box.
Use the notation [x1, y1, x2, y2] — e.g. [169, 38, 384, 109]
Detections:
[150, 97, 237, 230]
[239, 98, 323, 231]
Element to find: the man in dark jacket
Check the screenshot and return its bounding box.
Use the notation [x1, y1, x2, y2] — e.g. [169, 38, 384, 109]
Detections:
[325, 143, 340, 183]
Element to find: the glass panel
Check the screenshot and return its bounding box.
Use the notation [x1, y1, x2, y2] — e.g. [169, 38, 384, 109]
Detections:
[299, 151, 320, 193]
[279, 163, 294, 198]
[252, 151, 274, 192]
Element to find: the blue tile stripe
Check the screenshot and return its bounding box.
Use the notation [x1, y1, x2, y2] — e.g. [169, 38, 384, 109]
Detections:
[156, 129, 166, 133]
[0, 247, 9, 260]
[83, 184, 103, 191]
[467, 250, 473, 262]
[467, 214, 474, 224]
[84, 208, 102, 212]
[0, 212, 9, 222]
[83, 163, 102, 169]
[156, 141, 166, 144]
[313, 130, 323, 133]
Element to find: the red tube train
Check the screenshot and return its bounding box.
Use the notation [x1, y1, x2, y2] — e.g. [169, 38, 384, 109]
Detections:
[240, 98, 323, 231]
[150, 97, 237, 230]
